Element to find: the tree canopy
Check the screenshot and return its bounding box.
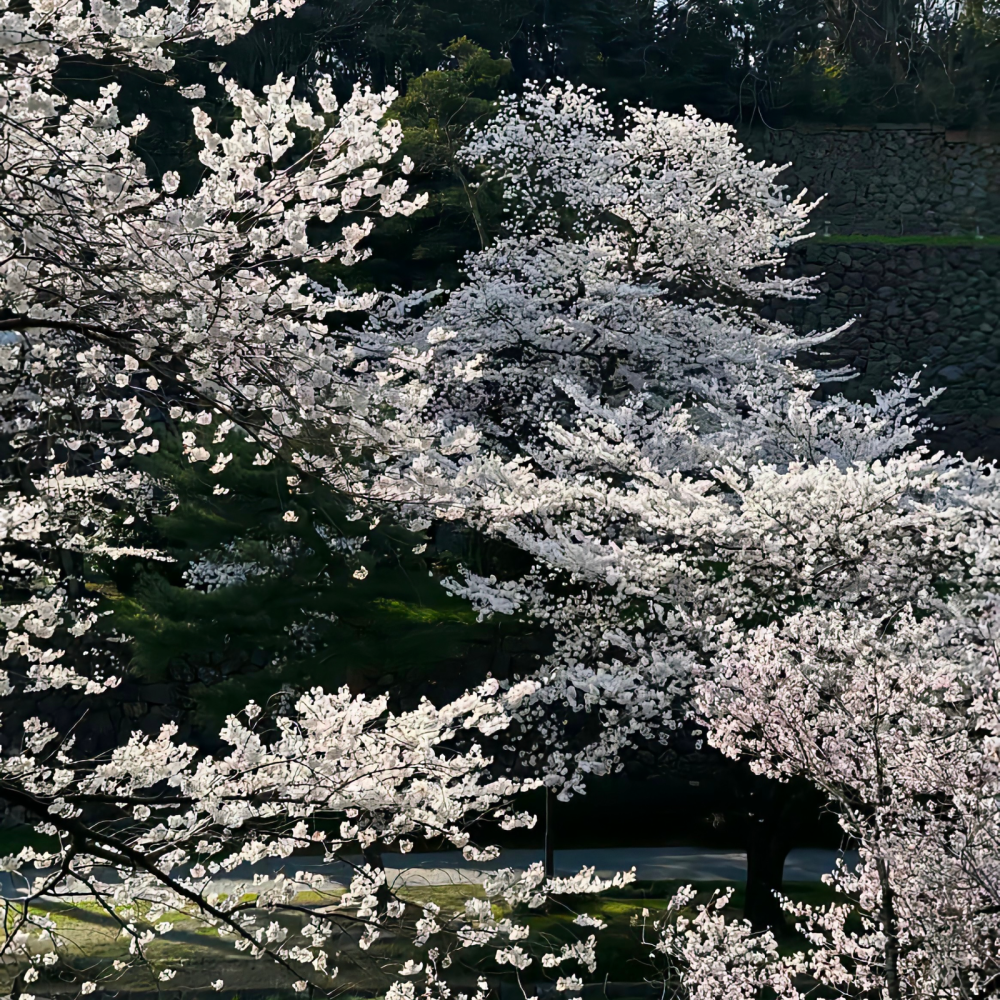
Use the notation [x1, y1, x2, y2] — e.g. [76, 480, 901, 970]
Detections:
[1, 0, 1000, 998]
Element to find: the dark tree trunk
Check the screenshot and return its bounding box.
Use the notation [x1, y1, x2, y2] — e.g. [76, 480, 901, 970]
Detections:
[744, 812, 792, 932]
[742, 777, 812, 932]
[876, 855, 903, 1000]
[362, 840, 394, 910]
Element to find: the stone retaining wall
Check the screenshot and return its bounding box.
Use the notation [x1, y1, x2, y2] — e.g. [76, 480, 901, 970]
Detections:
[741, 123, 1000, 236]
[741, 123, 1000, 458]
[770, 241, 1000, 458]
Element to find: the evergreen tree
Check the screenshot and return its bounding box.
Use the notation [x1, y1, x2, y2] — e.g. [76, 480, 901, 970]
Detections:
[98, 436, 532, 739]
[321, 37, 511, 292]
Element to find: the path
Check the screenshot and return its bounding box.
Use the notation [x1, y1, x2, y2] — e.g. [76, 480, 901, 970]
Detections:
[283, 846, 858, 891]
[0, 847, 859, 900]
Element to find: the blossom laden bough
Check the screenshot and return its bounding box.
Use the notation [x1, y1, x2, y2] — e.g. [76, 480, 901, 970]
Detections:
[0, 680, 555, 991]
[0, 0, 425, 694]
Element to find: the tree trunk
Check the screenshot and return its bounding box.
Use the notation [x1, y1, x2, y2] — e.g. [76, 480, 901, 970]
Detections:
[744, 814, 792, 931]
[742, 777, 799, 932]
[876, 855, 903, 1000]
[362, 840, 394, 911]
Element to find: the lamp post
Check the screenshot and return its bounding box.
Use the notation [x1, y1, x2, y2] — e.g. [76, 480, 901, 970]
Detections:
[544, 787, 554, 877]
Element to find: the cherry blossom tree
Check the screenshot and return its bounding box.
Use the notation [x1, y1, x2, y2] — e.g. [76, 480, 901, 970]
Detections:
[0, 677, 573, 993]
[697, 599, 1000, 1000]
[331, 88, 1000, 995]
[0, 0, 428, 696]
[329, 83, 940, 800]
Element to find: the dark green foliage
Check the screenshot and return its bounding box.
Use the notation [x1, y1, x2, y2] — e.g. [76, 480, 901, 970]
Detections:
[99, 434, 501, 736]
[319, 37, 511, 292]
[298, 0, 1000, 125]
[257, 0, 1000, 127]
[299, 0, 530, 93]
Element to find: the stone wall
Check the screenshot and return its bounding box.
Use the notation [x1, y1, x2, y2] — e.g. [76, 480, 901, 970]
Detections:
[739, 123, 1000, 459]
[740, 123, 1000, 236]
[770, 242, 1000, 458]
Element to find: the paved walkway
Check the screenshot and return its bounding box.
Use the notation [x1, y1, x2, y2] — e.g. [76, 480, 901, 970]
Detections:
[0, 847, 859, 900]
[328, 846, 857, 889]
